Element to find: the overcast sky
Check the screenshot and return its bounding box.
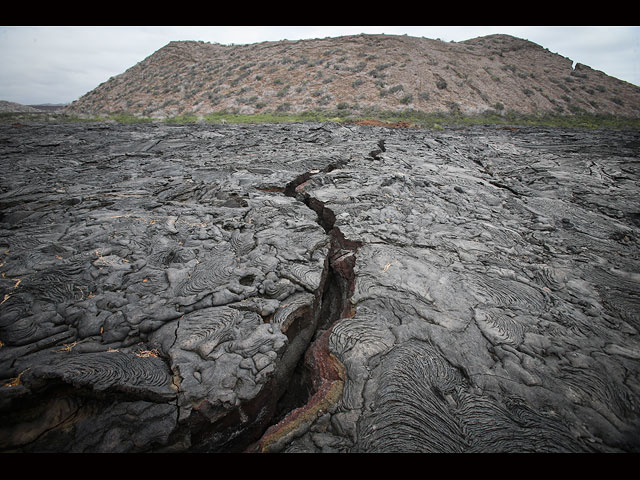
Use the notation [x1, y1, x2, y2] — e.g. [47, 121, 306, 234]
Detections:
[1, 26, 638, 105]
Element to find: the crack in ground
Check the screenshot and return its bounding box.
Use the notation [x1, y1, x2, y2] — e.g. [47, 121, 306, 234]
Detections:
[245, 158, 362, 453]
[163, 157, 362, 453]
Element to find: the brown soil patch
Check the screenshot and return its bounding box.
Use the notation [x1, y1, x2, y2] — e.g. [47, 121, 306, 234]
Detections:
[349, 119, 417, 129]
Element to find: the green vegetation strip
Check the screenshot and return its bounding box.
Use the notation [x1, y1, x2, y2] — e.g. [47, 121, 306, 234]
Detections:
[2, 110, 640, 130]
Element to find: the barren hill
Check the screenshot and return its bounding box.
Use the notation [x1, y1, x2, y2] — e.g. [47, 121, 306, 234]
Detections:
[65, 33, 640, 118]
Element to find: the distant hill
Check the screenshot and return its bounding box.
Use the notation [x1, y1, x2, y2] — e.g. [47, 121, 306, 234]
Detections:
[64, 33, 640, 119]
[0, 100, 43, 113]
[29, 103, 68, 111]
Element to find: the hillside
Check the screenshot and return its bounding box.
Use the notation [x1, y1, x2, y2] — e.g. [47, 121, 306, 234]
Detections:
[64, 33, 640, 119]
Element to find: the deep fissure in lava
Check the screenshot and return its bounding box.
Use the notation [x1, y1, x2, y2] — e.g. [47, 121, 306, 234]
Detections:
[246, 162, 361, 451]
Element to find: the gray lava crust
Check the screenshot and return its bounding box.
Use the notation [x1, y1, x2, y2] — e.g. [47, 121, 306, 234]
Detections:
[0, 121, 639, 453]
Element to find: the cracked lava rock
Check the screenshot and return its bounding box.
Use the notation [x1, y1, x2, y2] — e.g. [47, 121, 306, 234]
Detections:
[0, 120, 639, 452]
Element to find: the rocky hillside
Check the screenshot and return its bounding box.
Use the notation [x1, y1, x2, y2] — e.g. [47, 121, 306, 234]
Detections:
[65, 33, 640, 118]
